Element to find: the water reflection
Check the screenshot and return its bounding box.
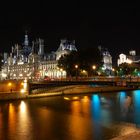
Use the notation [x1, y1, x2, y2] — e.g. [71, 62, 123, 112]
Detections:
[100, 96, 112, 127]
[34, 107, 53, 140]
[8, 103, 16, 138]
[17, 101, 32, 139]
[92, 94, 101, 121]
[20, 101, 26, 113]
[67, 96, 93, 140]
[8, 101, 32, 140]
[91, 94, 101, 139]
[118, 92, 132, 118]
[133, 90, 140, 127]
[1, 90, 140, 140]
[0, 108, 2, 134]
[119, 92, 126, 107]
[119, 92, 127, 117]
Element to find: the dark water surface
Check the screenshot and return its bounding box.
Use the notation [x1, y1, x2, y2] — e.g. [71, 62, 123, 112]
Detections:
[0, 90, 140, 140]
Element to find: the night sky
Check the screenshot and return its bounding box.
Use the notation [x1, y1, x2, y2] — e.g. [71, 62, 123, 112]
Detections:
[0, 2, 139, 64]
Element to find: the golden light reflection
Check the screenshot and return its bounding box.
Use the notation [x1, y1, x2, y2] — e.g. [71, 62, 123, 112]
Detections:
[37, 108, 52, 136]
[18, 101, 31, 139]
[81, 96, 90, 116]
[82, 96, 89, 102]
[70, 96, 90, 115]
[72, 96, 79, 100]
[71, 100, 81, 115]
[20, 101, 26, 113]
[9, 103, 16, 134]
[69, 99, 90, 139]
[9, 103, 14, 114]
[0, 107, 3, 129]
[64, 97, 70, 100]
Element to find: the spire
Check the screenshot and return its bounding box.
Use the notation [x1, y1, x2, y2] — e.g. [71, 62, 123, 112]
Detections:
[24, 31, 29, 46]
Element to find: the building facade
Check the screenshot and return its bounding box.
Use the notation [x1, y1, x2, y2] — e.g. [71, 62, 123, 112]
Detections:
[0, 35, 77, 80]
[117, 50, 140, 66]
[98, 46, 112, 75]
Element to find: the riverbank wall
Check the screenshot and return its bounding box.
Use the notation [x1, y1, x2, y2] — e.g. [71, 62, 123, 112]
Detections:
[0, 92, 62, 101]
[0, 92, 28, 101]
[0, 85, 137, 101]
[62, 85, 135, 95]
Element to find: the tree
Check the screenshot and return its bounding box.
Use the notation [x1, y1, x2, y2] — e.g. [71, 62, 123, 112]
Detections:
[58, 51, 79, 77]
[78, 47, 102, 76]
[58, 47, 102, 77]
[117, 62, 140, 76]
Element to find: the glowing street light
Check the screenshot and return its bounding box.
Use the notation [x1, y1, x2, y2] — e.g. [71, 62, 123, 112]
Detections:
[92, 65, 96, 76]
[8, 82, 12, 92]
[75, 65, 78, 69]
[112, 68, 115, 72]
[75, 65, 78, 80]
[92, 65, 96, 70]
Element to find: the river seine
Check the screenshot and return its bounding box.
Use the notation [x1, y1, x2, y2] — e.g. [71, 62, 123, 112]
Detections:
[0, 90, 140, 140]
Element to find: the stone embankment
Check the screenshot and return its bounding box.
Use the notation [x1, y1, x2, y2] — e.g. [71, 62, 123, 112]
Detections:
[0, 85, 137, 101]
[0, 92, 27, 100]
[43, 85, 135, 95]
[0, 91, 62, 101]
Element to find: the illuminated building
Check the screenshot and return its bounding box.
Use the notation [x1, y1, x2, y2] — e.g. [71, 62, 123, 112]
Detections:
[55, 39, 77, 60]
[0, 35, 77, 80]
[117, 50, 140, 66]
[98, 46, 112, 75]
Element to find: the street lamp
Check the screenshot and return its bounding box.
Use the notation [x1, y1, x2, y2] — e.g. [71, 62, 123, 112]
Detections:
[75, 65, 78, 69]
[92, 65, 96, 76]
[75, 65, 78, 80]
[8, 82, 12, 93]
[112, 68, 115, 72]
[112, 68, 115, 76]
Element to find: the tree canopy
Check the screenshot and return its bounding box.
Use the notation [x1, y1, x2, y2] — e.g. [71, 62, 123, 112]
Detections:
[117, 62, 140, 76]
[58, 47, 102, 77]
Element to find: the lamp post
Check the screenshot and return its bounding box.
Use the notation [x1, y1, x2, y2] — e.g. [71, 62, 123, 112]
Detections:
[75, 65, 78, 80]
[112, 68, 115, 76]
[92, 65, 96, 77]
[8, 82, 12, 93]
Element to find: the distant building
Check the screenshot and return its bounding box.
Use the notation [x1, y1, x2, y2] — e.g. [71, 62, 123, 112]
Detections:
[98, 46, 112, 75]
[55, 39, 77, 60]
[0, 34, 77, 80]
[117, 50, 140, 66]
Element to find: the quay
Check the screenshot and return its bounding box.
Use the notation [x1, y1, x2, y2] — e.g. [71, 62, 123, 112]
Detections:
[0, 78, 138, 101]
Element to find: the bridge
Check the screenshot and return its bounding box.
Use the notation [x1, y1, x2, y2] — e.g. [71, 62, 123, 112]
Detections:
[28, 78, 140, 94]
[0, 77, 139, 94]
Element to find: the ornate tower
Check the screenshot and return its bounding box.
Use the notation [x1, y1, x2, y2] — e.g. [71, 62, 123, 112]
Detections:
[24, 31, 29, 46]
[23, 31, 31, 62]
